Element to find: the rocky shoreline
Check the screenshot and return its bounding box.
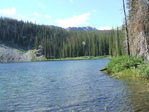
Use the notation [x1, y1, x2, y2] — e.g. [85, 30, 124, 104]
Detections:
[0, 43, 32, 62]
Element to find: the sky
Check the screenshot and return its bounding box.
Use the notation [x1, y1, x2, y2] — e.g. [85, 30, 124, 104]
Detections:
[0, 0, 126, 30]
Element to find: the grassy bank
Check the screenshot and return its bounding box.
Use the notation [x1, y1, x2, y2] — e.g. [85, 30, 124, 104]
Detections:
[104, 55, 149, 79]
[46, 55, 110, 61]
[30, 55, 110, 62]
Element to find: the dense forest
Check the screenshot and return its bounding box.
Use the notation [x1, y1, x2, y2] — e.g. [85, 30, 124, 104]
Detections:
[0, 0, 149, 60]
[0, 17, 125, 59]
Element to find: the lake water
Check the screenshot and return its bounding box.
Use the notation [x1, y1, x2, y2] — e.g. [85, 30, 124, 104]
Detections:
[0, 59, 149, 112]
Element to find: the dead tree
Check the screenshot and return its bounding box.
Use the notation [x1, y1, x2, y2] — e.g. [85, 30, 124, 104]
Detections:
[123, 0, 130, 55]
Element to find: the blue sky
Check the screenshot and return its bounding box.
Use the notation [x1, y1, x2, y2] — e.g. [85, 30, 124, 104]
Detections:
[0, 0, 125, 30]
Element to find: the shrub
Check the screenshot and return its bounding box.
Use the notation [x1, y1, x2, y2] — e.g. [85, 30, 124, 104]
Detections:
[138, 64, 149, 78]
[106, 55, 144, 73]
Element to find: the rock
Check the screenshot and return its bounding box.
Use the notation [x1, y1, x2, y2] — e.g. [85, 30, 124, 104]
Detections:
[129, 31, 149, 60]
[35, 49, 43, 56]
[35, 45, 44, 57]
[0, 43, 32, 62]
[66, 26, 97, 32]
[128, 1, 149, 61]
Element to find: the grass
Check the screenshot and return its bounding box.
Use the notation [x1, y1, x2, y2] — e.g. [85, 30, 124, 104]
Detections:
[45, 55, 110, 61]
[29, 49, 110, 61]
[104, 55, 149, 79]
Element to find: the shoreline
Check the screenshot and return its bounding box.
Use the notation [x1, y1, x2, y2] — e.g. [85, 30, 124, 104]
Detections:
[45, 56, 110, 61]
[101, 55, 149, 79]
[0, 55, 110, 63]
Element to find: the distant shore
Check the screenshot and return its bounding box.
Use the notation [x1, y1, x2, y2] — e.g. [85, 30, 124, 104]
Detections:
[0, 43, 110, 63]
[45, 56, 110, 61]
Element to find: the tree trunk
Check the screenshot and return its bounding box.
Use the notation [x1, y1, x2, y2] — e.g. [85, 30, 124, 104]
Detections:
[123, 0, 130, 55]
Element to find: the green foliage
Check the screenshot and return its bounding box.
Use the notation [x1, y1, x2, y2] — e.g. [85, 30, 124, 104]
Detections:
[0, 17, 125, 59]
[137, 64, 149, 78]
[106, 55, 143, 73]
[105, 55, 149, 79]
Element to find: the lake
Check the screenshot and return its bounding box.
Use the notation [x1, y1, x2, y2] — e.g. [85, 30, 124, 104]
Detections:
[0, 59, 149, 112]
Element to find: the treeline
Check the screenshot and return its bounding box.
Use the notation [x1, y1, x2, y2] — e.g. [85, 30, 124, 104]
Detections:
[0, 17, 125, 59]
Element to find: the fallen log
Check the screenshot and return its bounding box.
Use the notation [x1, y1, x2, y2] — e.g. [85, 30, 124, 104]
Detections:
[99, 68, 107, 71]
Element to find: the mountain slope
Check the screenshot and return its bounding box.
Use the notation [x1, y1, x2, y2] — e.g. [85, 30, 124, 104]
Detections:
[0, 43, 32, 62]
[0, 43, 46, 62]
[66, 26, 97, 31]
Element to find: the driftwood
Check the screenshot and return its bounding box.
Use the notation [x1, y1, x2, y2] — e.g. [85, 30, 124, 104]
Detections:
[99, 68, 107, 71]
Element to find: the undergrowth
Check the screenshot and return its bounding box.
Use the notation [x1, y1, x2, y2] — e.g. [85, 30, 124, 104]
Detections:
[105, 55, 149, 78]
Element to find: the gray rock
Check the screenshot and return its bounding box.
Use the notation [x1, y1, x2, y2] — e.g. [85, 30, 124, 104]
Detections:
[0, 43, 32, 62]
[35, 45, 44, 57]
[66, 26, 97, 32]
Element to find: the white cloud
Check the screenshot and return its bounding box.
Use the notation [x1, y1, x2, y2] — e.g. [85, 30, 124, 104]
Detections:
[45, 14, 51, 19]
[19, 15, 27, 19]
[29, 18, 36, 23]
[98, 26, 112, 30]
[18, 15, 36, 23]
[0, 7, 16, 15]
[32, 12, 40, 18]
[84, 22, 89, 25]
[55, 13, 90, 28]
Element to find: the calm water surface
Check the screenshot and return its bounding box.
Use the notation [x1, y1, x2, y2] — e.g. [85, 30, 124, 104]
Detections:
[0, 59, 149, 112]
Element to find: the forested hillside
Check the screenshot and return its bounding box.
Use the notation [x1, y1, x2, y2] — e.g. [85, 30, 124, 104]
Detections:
[0, 17, 125, 60]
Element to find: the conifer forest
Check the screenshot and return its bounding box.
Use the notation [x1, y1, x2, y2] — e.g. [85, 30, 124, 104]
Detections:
[0, 17, 125, 59]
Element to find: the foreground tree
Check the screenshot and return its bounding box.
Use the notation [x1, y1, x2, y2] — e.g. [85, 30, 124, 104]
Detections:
[123, 0, 130, 55]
